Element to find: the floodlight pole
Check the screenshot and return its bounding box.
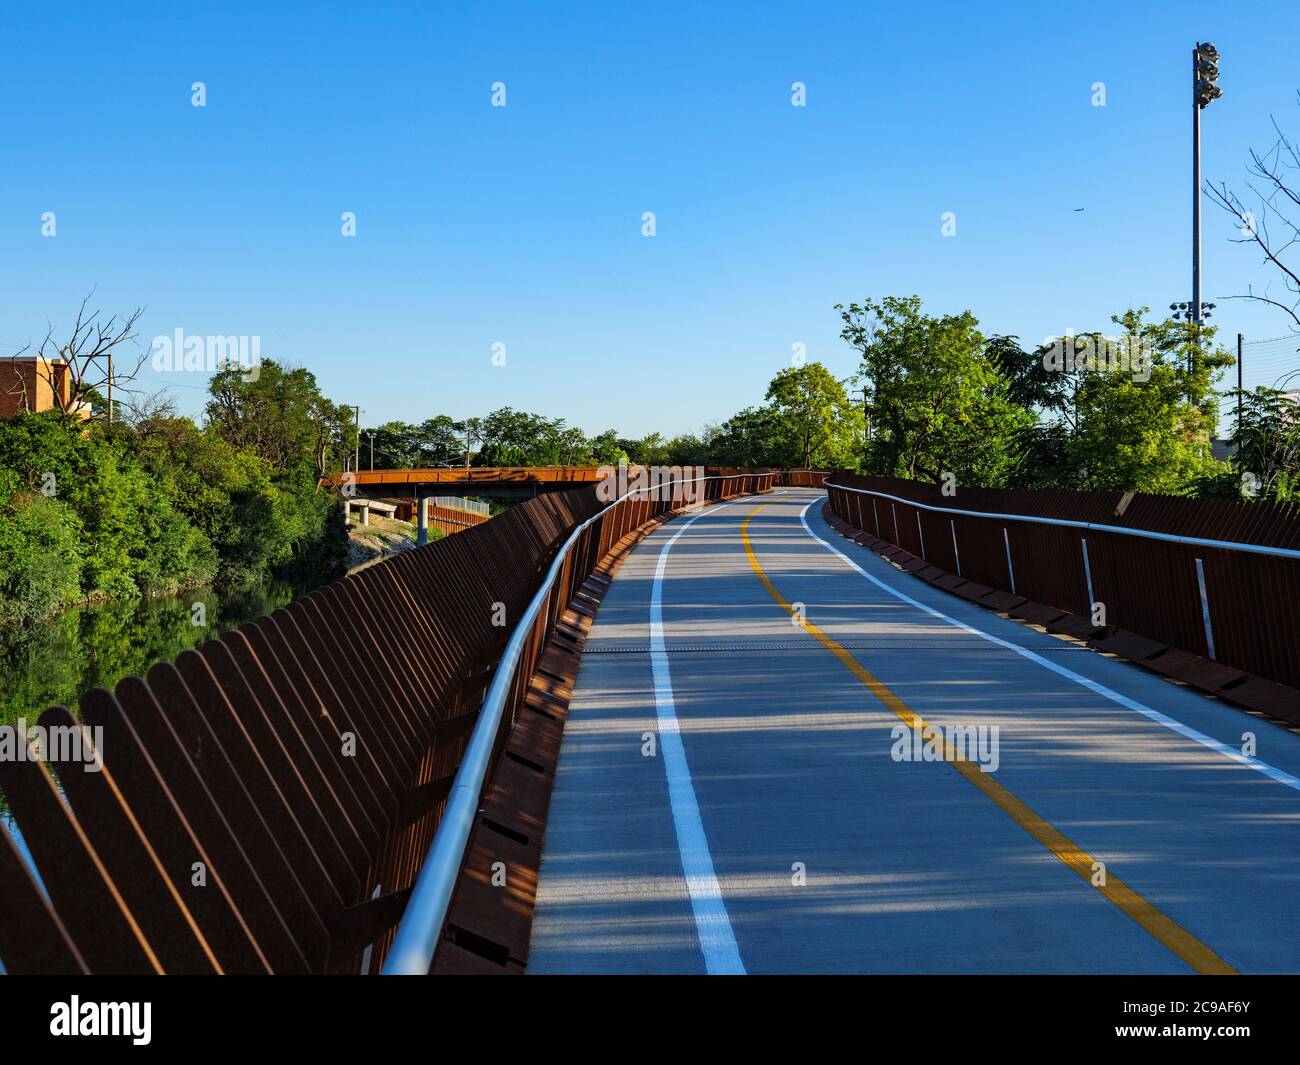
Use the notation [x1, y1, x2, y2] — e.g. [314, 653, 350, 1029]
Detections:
[1192, 45, 1203, 345]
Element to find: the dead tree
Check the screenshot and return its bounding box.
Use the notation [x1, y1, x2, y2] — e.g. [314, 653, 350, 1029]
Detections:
[5, 292, 147, 422]
[1206, 94, 1300, 388]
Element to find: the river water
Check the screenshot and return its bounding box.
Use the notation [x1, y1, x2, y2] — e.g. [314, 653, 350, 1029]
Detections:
[0, 581, 306, 833]
[0, 581, 301, 731]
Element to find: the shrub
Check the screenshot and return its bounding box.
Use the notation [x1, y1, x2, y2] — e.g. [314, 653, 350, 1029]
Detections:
[0, 495, 85, 624]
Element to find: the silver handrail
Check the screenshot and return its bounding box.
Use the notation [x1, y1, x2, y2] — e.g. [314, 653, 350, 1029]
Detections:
[826, 481, 1300, 561]
[380, 473, 765, 975]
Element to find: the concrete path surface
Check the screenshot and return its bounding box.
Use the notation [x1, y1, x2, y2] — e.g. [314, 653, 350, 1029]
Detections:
[526, 489, 1300, 974]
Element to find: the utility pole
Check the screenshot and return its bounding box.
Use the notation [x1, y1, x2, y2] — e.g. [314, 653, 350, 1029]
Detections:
[106, 351, 113, 425]
[1237, 332, 1244, 434]
[367, 431, 375, 470]
[353, 405, 361, 474]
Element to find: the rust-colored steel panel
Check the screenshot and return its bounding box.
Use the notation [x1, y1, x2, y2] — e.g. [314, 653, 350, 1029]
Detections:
[146, 660, 333, 969]
[828, 473, 1300, 696]
[37, 705, 220, 974]
[0, 820, 88, 975]
[104, 676, 312, 973]
[77, 687, 272, 974]
[0, 744, 160, 974]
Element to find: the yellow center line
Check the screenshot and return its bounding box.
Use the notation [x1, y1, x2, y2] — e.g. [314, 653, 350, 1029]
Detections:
[740, 501, 1237, 976]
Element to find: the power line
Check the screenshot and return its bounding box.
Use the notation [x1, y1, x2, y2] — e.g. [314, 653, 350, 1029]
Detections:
[1242, 333, 1300, 346]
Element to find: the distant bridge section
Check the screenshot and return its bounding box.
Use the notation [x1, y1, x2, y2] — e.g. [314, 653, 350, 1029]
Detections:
[326, 467, 805, 544]
[339, 466, 608, 497]
[327, 468, 617, 544]
[331, 466, 823, 496]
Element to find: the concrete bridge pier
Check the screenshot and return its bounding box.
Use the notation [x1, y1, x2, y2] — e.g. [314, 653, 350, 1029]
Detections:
[415, 489, 428, 546]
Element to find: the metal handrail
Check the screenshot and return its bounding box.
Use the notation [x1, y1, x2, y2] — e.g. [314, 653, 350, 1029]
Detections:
[826, 481, 1300, 562]
[380, 473, 761, 975]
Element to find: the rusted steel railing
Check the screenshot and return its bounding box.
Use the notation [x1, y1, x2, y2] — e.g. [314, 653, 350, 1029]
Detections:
[424, 502, 490, 537]
[825, 472, 1300, 711]
[777, 468, 833, 487]
[0, 468, 772, 974]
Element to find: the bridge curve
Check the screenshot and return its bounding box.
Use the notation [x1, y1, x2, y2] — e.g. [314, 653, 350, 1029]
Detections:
[336, 466, 609, 491]
[5, 469, 1299, 977]
[524, 488, 1300, 974]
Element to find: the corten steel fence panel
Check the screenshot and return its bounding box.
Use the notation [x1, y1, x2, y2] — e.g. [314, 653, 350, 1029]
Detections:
[826, 472, 1300, 693]
[74, 686, 272, 973]
[0, 747, 161, 974]
[36, 703, 221, 975]
[947, 512, 1016, 591]
[425, 503, 490, 537]
[0, 826, 88, 975]
[777, 468, 832, 488]
[1208, 553, 1300, 684]
[1083, 532, 1207, 654]
[0, 468, 775, 975]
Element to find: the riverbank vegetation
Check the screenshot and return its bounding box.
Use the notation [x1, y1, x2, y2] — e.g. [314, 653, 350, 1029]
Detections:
[0, 359, 351, 625]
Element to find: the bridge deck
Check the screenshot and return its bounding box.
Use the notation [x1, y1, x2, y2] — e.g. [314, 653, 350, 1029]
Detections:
[527, 488, 1300, 974]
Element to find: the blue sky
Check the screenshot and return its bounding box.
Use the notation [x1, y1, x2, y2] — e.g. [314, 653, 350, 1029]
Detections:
[3, 0, 1299, 436]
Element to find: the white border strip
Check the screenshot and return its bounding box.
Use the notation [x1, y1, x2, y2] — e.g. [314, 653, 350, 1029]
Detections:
[798, 502, 1300, 794]
[650, 505, 747, 974]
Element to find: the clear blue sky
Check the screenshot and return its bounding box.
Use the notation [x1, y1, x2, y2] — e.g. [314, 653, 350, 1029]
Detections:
[3, 0, 1299, 437]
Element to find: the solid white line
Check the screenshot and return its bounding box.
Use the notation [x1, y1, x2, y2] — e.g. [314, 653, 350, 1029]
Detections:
[650, 504, 747, 975]
[796, 501, 1300, 795]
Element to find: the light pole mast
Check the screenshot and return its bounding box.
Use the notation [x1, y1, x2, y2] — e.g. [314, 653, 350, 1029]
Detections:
[1192, 47, 1202, 335]
[1191, 42, 1222, 358]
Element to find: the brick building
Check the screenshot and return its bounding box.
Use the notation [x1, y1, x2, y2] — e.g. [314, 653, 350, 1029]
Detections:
[0, 357, 88, 419]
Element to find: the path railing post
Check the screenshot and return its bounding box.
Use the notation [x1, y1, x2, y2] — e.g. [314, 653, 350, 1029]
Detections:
[1195, 557, 1216, 660]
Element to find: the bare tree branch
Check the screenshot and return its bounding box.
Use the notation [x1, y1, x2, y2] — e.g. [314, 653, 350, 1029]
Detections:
[3, 291, 149, 419]
[1206, 100, 1300, 341]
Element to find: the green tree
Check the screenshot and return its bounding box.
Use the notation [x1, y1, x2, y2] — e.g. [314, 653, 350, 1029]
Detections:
[203, 361, 350, 584]
[619, 432, 667, 465]
[839, 296, 1030, 485]
[128, 414, 295, 584]
[475, 407, 571, 466]
[709, 406, 792, 467]
[764, 362, 863, 469]
[661, 432, 712, 466]
[1224, 387, 1300, 501]
[363, 417, 465, 468]
[413, 416, 463, 466]
[455, 417, 484, 466]
[366, 421, 420, 468]
[205, 360, 355, 481]
[587, 429, 629, 465]
[984, 334, 1067, 412]
[0, 411, 217, 606]
[1019, 311, 1231, 493]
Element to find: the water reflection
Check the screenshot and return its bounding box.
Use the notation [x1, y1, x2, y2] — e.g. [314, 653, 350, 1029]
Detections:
[0, 582, 302, 829]
[0, 581, 299, 731]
